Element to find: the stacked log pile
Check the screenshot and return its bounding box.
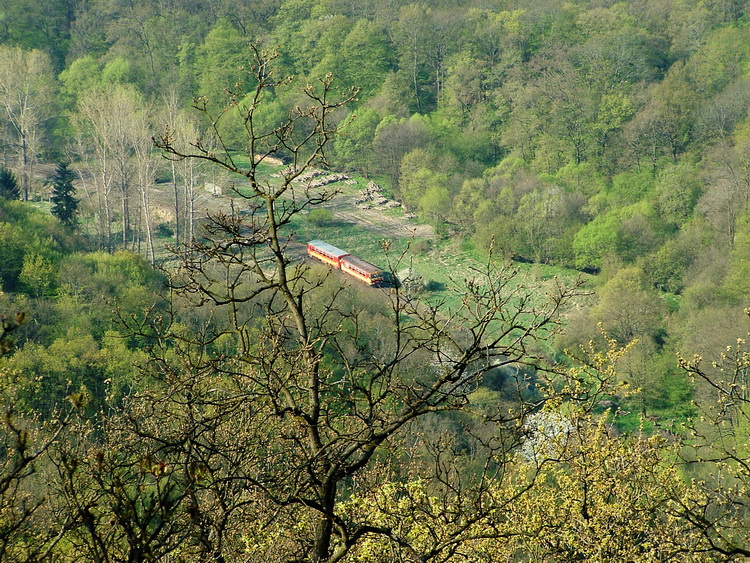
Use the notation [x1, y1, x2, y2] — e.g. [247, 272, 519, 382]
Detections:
[271, 168, 353, 189]
[353, 181, 406, 211]
[306, 173, 351, 188]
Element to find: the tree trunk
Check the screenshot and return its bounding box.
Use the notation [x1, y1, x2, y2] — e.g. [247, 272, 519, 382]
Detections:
[172, 160, 180, 246]
[20, 134, 28, 201]
[140, 182, 155, 265]
[121, 181, 130, 247]
[185, 162, 196, 242]
[312, 482, 337, 563]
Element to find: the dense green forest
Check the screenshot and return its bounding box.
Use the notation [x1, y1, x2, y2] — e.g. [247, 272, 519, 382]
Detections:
[3, 0, 750, 560]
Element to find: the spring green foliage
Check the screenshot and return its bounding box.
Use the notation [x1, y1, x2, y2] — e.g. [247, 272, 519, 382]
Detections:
[0, 200, 163, 413]
[0, 199, 73, 291]
[194, 20, 249, 112]
[4, 0, 750, 558]
[4, 0, 749, 420]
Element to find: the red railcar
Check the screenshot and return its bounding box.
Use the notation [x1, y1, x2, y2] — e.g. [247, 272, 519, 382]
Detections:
[340, 255, 386, 286]
[307, 240, 350, 268]
[307, 240, 389, 287]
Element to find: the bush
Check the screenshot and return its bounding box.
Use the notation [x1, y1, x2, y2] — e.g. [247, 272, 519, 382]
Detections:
[306, 208, 334, 227]
[156, 223, 174, 237]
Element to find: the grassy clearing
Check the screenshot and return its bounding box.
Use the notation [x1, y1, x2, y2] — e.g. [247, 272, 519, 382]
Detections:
[149, 157, 590, 324]
[290, 210, 588, 315]
[288, 214, 413, 261]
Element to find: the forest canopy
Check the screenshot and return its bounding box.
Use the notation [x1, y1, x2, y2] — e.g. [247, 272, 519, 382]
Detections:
[3, 0, 750, 561]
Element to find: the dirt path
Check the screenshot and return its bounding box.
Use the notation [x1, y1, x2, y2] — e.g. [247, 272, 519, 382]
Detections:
[180, 173, 434, 242]
[324, 192, 433, 239]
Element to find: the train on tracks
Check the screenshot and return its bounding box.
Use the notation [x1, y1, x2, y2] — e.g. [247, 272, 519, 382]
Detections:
[307, 240, 395, 287]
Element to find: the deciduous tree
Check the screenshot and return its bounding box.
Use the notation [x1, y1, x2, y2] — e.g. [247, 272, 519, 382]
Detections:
[144, 46, 579, 562]
[0, 46, 54, 201]
[73, 85, 144, 251]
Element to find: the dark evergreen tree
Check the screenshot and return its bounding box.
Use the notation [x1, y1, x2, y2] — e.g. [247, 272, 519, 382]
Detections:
[49, 162, 78, 227]
[0, 167, 20, 200]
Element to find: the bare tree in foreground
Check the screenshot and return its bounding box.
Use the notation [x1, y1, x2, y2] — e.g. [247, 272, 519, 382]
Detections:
[144, 46, 582, 562]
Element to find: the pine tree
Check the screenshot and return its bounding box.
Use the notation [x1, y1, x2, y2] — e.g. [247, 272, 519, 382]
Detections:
[0, 167, 19, 200]
[49, 162, 78, 227]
